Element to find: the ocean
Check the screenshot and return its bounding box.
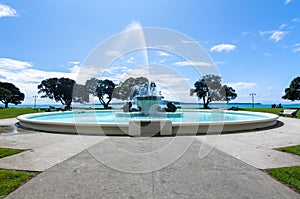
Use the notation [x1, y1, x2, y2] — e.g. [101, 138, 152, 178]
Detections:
[2, 102, 300, 109]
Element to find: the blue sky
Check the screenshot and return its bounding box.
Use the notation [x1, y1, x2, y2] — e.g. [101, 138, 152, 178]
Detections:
[0, 0, 300, 105]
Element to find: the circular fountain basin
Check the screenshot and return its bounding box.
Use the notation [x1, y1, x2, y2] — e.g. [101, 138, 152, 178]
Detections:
[17, 110, 279, 135]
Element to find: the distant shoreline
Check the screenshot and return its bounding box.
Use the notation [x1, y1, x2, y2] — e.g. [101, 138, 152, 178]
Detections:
[2, 102, 300, 109]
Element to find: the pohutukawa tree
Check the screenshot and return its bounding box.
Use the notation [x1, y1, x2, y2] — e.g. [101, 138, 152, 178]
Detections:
[0, 82, 25, 108]
[282, 76, 300, 101]
[85, 78, 115, 109]
[113, 77, 149, 100]
[192, 75, 237, 108]
[72, 83, 90, 104]
[38, 77, 75, 109]
[223, 85, 237, 104]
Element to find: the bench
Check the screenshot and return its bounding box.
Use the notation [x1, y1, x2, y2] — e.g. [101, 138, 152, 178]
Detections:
[228, 106, 239, 111]
[279, 109, 298, 117]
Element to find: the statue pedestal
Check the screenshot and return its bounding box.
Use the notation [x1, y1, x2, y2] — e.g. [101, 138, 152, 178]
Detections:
[136, 96, 162, 116]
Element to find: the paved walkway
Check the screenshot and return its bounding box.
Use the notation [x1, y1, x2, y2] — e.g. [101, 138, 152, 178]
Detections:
[0, 131, 104, 171]
[196, 117, 300, 169]
[5, 138, 300, 198]
[0, 117, 299, 198]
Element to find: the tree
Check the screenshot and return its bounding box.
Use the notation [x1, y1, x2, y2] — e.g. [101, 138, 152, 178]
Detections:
[72, 83, 90, 104]
[113, 77, 149, 100]
[85, 78, 115, 109]
[193, 78, 209, 108]
[223, 85, 237, 104]
[0, 82, 25, 108]
[282, 76, 300, 101]
[38, 77, 75, 109]
[193, 75, 227, 109]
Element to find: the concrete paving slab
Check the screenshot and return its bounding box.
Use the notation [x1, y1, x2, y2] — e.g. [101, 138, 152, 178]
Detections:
[1, 116, 300, 197]
[196, 117, 300, 169]
[0, 128, 104, 171]
[6, 139, 299, 198]
[0, 118, 18, 126]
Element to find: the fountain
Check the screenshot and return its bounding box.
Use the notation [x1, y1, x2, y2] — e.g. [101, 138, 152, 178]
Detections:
[16, 27, 279, 136]
[117, 81, 182, 121]
[130, 82, 162, 116]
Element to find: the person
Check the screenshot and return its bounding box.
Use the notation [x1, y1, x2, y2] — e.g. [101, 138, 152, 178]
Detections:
[61, 104, 66, 111]
[162, 102, 177, 112]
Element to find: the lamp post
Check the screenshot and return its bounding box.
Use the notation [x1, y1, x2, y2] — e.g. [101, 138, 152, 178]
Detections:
[249, 93, 256, 108]
[33, 95, 38, 109]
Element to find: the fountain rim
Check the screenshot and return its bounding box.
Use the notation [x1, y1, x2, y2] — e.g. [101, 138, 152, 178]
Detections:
[17, 109, 279, 127]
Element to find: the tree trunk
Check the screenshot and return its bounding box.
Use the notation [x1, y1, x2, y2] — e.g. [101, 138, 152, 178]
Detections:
[203, 102, 209, 109]
[5, 102, 8, 108]
[203, 97, 209, 109]
[103, 104, 109, 109]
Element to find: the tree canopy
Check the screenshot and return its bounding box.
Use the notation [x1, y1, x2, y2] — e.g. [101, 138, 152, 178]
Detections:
[193, 75, 236, 108]
[223, 85, 237, 104]
[72, 83, 90, 104]
[282, 76, 300, 101]
[113, 77, 149, 100]
[0, 82, 25, 108]
[85, 78, 115, 109]
[38, 77, 75, 109]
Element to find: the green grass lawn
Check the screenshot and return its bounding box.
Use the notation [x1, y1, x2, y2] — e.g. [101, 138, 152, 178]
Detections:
[280, 145, 300, 156]
[268, 166, 300, 193]
[239, 109, 300, 192]
[0, 148, 24, 158]
[0, 169, 34, 197]
[240, 108, 283, 115]
[0, 148, 34, 198]
[267, 145, 300, 193]
[240, 108, 300, 118]
[0, 108, 36, 119]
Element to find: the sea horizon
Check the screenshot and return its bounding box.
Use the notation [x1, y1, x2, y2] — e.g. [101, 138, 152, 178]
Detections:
[2, 102, 300, 109]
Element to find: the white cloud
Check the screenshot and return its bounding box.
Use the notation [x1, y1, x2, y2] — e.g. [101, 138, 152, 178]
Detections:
[260, 30, 289, 42]
[279, 24, 287, 29]
[125, 21, 143, 31]
[0, 58, 32, 70]
[105, 50, 122, 57]
[69, 61, 80, 65]
[0, 58, 80, 104]
[259, 30, 273, 36]
[214, 61, 226, 65]
[173, 61, 212, 67]
[226, 82, 257, 91]
[293, 44, 300, 53]
[241, 31, 252, 36]
[159, 59, 166, 64]
[264, 53, 273, 57]
[285, 0, 293, 4]
[293, 48, 300, 53]
[157, 51, 170, 57]
[126, 57, 136, 64]
[269, 31, 289, 42]
[210, 44, 236, 53]
[0, 4, 17, 17]
[105, 65, 129, 76]
[180, 40, 194, 44]
[292, 18, 300, 23]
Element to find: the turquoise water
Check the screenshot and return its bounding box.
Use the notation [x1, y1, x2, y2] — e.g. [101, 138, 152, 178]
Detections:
[27, 110, 271, 124]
